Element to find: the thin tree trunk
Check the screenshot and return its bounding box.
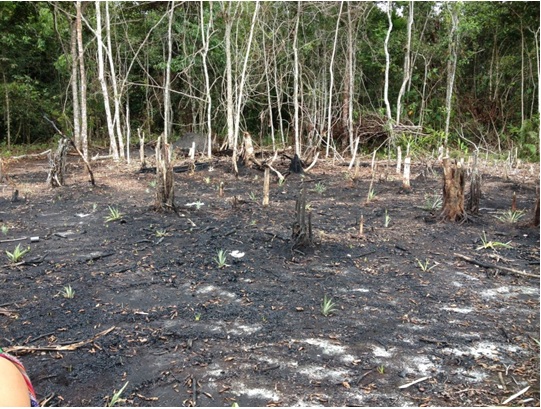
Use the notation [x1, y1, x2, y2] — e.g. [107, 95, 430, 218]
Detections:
[163, 1, 175, 145]
[325, 1, 343, 158]
[70, 20, 80, 150]
[200, 0, 213, 158]
[444, 4, 460, 145]
[383, 0, 393, 121]
[232, 1, 260, 175]
[224, 1, 234, 149]
[396, 1, 413, 125]
[76, 1, 89, 161]
[3, 73, 10, 150]
[293, 1, 301, 157]
[262, 24, 275, 152]
[95, 1, 118, 161]
[105, 2, 124, 159]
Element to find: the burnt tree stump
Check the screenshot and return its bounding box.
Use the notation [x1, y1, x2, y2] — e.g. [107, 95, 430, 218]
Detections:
[291, 187, 313, 250]
[289, 154, 304, 174]
[441, 157, 466, 222]
[47, 137, 69, 187]
[154, 136, 176, 212]
[467, 151, 481, 214]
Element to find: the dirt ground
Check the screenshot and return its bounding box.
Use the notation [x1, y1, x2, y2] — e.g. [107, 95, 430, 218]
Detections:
[0, 150, 539, 407]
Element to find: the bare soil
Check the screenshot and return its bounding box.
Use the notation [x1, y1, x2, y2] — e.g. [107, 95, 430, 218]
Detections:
[0, 152, 539, 407]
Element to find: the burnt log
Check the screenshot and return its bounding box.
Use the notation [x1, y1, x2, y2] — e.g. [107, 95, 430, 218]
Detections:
[291, 187, 313, 250]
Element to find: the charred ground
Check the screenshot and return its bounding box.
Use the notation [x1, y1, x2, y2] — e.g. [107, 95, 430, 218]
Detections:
[0, 152, 539, 407]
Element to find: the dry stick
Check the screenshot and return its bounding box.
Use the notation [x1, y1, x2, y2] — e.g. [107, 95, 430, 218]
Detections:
[262, 167, 270, 206]
[11, 150, 51, 160]
[398, 376, 430, 389]
[454, 253, 540, 278]
[402, 156, 411, 189]
[396, 146, 402, 174]
[501, 386, 530, 405]
[0, 237, 28, 243]
[304, 151, 319, 172]
[4, 326, 115, 355]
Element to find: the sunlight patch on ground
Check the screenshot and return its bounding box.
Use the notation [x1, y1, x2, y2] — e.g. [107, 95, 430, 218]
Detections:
[400, 354, 435, 376]
[443, 341, 522, 361]
[227, 323, 262, 335]
[302, 338, 357, 363]
[196, 284, 237, 300]
[230, 382, 281, 401]
[454, 271, 480, 281]
[372, 345, 392, 357]
[441, 306, 473, 313]
[479, 285, 539, 300]
[298, 365, 351, 381]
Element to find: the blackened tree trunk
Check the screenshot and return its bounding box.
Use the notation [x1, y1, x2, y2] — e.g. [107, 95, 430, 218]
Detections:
[467, 151, 481, 214]
[441, 157, 466, 222]
[291, 187, 313, 250]
[47, 137, 69, 187]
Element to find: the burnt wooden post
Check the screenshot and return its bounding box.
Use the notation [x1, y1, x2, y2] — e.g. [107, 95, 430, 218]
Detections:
[467, 151, 481, 214]
[262, 166, 270, 206]
[441, 157, 466, 222]
[47, 137, 69, 187]
[154, 135, 175, 211]
[138, 128, 146, 168]
[291, 187, 313, 250]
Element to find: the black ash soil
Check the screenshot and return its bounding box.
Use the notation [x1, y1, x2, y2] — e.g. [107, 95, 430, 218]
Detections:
[0, 153, 539, 407]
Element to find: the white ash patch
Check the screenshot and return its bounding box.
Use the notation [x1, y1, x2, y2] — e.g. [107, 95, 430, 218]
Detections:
[196, 284, 237, 300]
[441, 306, 473, 313]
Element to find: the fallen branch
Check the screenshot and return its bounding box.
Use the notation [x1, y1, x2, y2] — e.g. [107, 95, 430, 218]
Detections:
[11, 150, 51, 160]
[304, 151, 319, 172]
[0, 237, 28, 243]
[3, 326, 115, 355]
[398, 376, 430, 389]
[454, 253, 540, 278]
[501, 386, 530, 405]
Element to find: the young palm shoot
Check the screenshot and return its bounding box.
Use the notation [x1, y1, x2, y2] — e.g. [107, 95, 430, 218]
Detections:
[417, 258, 436, 272]
[476, 231, 512, 251]
[495, 209, 525, 224]
[62, 285, 76, 299]
[105, 206, 124, 223]
[214, 249, 228, 268]
[6, 244, 30, 263]
[107, 381, 129, 407]
[321, 295, 337, 317]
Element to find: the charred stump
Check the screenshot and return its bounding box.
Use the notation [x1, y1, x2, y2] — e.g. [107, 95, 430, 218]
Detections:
[533, 191, 540, 227]
[291, 187, 313, 250]
[47, 137, 69, 187]
[154, 136, 176, 212]
[441, 157, 466, 222]
[466, 151, 481, 214]
[289, 153, 304, 174]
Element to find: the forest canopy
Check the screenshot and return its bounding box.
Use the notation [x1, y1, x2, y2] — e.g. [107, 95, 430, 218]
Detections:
[0, 1, 539, 161]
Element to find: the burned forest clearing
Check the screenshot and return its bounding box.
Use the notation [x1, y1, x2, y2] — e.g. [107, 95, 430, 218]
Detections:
[0, 152, 539, 407]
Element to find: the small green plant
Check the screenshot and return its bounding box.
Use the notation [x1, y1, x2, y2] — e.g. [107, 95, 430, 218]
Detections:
[495, 209, 525, 224]
[107, 381, 129, 407]
[155, 229, 168, 238]
[321, 295, 337, 317]
[423, 193, 442, 210]
[105, 206, 124, 222]
[249, 191, 257, 201]
[92, 203, 98, 212]
[194, 312, 202, 321]
[383, 210, 391, 227]
[204, 177, 211, 184]
[62, 285, 75, 299]
[278, 177, 285, 187]
[476, 231, 512, 250]
[6, 244, 30, 263]
[1, 224, 9, 235]
[148, 180, 157, 188]
[313, 182, 326, 194]
[417, 258, 436, 272]
[214, 249, 228, 268]
[377, 365, 385, 374]
[367, 188, 377, 202]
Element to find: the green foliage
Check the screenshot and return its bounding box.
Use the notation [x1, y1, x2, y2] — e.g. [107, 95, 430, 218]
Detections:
[214, 249, 228, 268]
[495, 209, 525, 224]
[313, 182, 326, 194]
[321, 295, 337, 317]
[107, 381, 129, 407]
[476, 231, 512, 251]
[61, 285, 75, 299]
[104, 206, 124, 223]
[6, 244, 30, 263]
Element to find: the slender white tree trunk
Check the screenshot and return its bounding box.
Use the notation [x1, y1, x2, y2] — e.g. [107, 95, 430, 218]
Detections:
[95, 1, 118, 160]
[396, 1, 413, 124]
[383, 0, 393, 122]
[76, 1, 89, 160]
[325, 1, 343, 158]
[3, 73, 10, 149]
[262, 26, 276, 151]
[232, 1, 260, 174]
[224, 1, 234, 148]
[70, 20, 80, 150]
[293, 1, 301, 157]
[444, 4, 459, 145]
[163, 0, 175, 144]
[105, 2, 125, 158]
[200, 0, 213, 158]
